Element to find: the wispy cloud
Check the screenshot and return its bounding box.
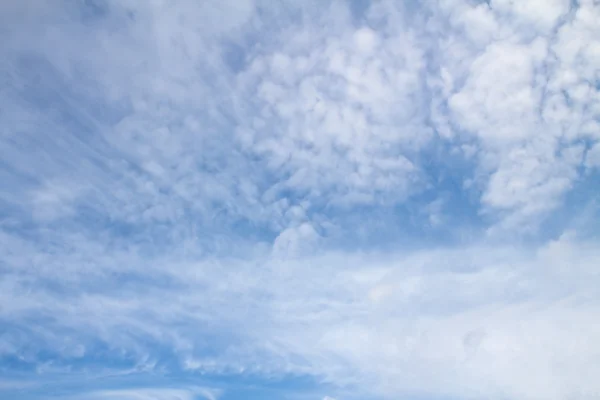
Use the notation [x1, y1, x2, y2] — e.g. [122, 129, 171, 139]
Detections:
[67, 387, 219, 400]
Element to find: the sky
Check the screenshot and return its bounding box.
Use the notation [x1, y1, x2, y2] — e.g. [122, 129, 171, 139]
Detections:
[1, 0, 600, 399]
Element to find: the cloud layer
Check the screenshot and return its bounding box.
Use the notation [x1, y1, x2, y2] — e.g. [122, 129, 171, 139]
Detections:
[1, 0, 600, 399]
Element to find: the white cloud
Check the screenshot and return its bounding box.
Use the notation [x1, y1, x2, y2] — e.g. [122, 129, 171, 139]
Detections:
[353, 27, 379, 54]
[491, 0, 570, 33]
[3, 0, 597, 236]
[2, 231, 600, 400]
[78, 387, 219, 400]
[1, 0, 600, 400]
[272, 222, 321, 259]
[234, 8, 428, 211]
[429, 0, 600, 232]
[449, 39, 546, 143]
[585, 142, 600, 168]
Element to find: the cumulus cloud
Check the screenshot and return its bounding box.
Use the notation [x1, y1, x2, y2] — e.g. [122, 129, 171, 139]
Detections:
[428, 0, 600, 232]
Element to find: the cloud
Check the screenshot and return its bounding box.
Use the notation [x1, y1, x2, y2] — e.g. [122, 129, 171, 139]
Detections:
[1, 0, 600, 400]
[76, 387, 219, 400]
[428, 0, 600, 233]
[2, 232, 600, 400]
[233, 1, 431, 214]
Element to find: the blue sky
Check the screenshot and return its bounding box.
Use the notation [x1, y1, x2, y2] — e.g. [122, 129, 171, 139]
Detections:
[1, 0, 600, 399]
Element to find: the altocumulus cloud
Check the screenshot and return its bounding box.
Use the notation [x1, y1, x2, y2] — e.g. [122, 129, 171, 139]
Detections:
[1, 0, 600, 400]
